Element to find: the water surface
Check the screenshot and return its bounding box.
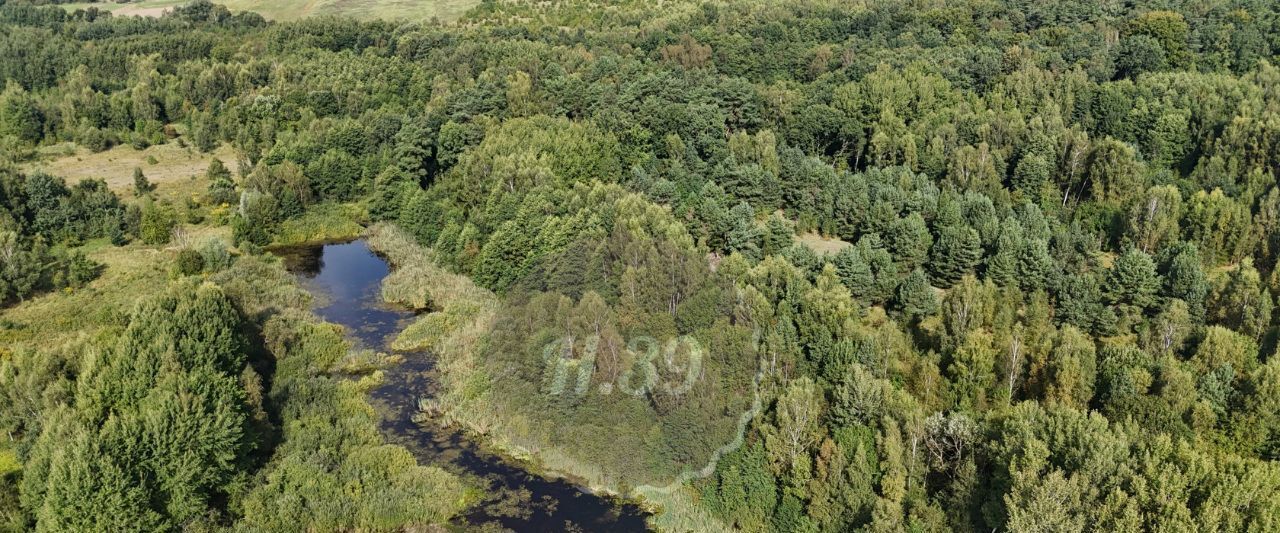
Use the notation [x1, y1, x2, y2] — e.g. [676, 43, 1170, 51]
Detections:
[275, 240, 651, 532]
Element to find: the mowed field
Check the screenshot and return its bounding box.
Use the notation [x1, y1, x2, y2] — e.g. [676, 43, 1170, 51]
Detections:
[58, 0, 479, 22]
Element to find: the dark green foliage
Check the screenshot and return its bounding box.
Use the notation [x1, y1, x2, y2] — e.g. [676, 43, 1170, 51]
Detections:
[305, 148, 361, 201]
[726, 201, 762, 260]
[131, 167, 153, 197]
[0, 170, 120, 305]
[205, 159, 237, 206]
[0, 82, 41, 143]
[1011, 153, 1052, 193]
[18, 285, 255, 530]
[1104, 248, 1161, 310]
[0, 232, 42, 304]
[833, 247, 873, 299]
[175, 248, 205, 276]
[47, 248, 101, 290]
[763, 213, 793, 257]
[4, 1, 1280, 531]
[895, 269, 939, 319]
[1158, 243, 1209, 318]
[929, 226, 980, 287]
[886, 213, 931, 271]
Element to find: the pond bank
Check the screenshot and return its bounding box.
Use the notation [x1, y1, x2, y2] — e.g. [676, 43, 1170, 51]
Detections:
[274, 238, 651, 531]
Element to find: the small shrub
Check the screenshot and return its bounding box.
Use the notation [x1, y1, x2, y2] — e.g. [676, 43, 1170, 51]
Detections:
[198, 239, 234, 272]
[139, 201, 176, 245]
[175, 249, 205, 276]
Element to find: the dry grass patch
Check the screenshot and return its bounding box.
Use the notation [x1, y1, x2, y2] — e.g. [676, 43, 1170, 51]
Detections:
[797, 232, 852, 255]
[23, 142, 239, 199]
[58, 0, 480, 22]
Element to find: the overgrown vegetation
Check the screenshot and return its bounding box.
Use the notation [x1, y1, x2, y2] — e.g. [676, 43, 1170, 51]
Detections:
[4, 0, 1280, 530]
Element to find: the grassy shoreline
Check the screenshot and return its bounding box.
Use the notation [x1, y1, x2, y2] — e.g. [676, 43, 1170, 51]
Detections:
[365, 222, 731, 532]
[1, 224, 472, 529]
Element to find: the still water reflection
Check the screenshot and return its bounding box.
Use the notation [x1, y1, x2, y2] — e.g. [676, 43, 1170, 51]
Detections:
[275, 240, 651, 532]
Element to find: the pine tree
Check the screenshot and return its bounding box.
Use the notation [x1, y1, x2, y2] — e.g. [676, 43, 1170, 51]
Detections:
[1012, 153, 1052, 193]
[763, 213, 793, 257]
[834, 247, 874, 299]
[895, 268, 939, 319]
[986, 221, 1023, 287]
[0, 81, 42, 142]
[929, 225, 981, 288]
[886, 213, 931, 270]
[726, 202, 761, 260]
[132, 167, 153, 197]
[1158, 242, 1209, 319]
[1104, 248, 1161, 309]
[393, 116, 434, 184]
[1017, 239, 1056, 291]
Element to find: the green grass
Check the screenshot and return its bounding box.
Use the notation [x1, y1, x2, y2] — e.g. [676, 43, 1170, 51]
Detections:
[0, 446, 18, 478]
[390, 300, 482, 352]
[271, 203, 365, 246]
[0, 225, 236, 350]
[58, 0, 480, 22]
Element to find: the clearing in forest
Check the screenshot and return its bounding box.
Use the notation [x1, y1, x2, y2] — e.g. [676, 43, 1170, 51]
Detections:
[797, 232, 853, 255]
[57, 0, 480, 22]
[22, 142, 240, 198]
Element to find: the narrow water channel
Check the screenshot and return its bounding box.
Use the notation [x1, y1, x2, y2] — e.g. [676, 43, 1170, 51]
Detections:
[274, 240, 651, 532]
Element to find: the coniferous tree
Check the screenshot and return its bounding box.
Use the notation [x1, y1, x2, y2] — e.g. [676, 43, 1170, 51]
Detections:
[895, 269, 939, 319]
[1104, 248, 1161, 310]
[886, 213, 932, 271]
[132, 167, 153, 197]
[929, 226, 981, 288]
[0, 82, 41, 142]
[834, 247, 874, 299]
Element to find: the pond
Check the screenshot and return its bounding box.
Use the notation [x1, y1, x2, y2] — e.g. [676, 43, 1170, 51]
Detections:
[274, 239, 652, 532]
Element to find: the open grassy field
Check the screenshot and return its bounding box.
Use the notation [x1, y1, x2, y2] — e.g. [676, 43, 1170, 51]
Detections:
[0, 223, 235, 351]
[797, 231, 853, 256]
[57, 0, 480, 22]
[23, 142, 240, 202]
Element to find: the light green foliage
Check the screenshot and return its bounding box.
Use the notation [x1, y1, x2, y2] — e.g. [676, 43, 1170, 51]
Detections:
[1185, 189, 1250, 265]
[138, 200, 176, 245]
[19, 284, 253, 530]
[6, 0, 1280, 531]
[1127, 185, 1182, 253]
[271, 202, 364, 246]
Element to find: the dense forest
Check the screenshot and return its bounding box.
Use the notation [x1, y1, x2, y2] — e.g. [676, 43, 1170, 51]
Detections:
[3, 0, 1280, 530]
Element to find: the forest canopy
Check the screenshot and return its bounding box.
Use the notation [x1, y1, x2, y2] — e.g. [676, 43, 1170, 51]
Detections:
[2, 0, 1280, 531]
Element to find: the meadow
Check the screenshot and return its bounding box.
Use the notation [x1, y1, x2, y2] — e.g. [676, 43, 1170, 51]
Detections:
[23, 142, 239, 200]
[57, 0, 479, 21]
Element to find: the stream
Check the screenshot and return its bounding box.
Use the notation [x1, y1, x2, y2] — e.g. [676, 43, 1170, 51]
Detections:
[274, 239, 652, 532]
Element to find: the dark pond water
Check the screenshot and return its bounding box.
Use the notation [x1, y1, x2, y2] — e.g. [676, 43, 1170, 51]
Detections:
[274, 240, 651, 532]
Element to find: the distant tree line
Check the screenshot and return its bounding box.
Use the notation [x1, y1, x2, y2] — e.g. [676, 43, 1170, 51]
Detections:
[1, 0, 1280, 530]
